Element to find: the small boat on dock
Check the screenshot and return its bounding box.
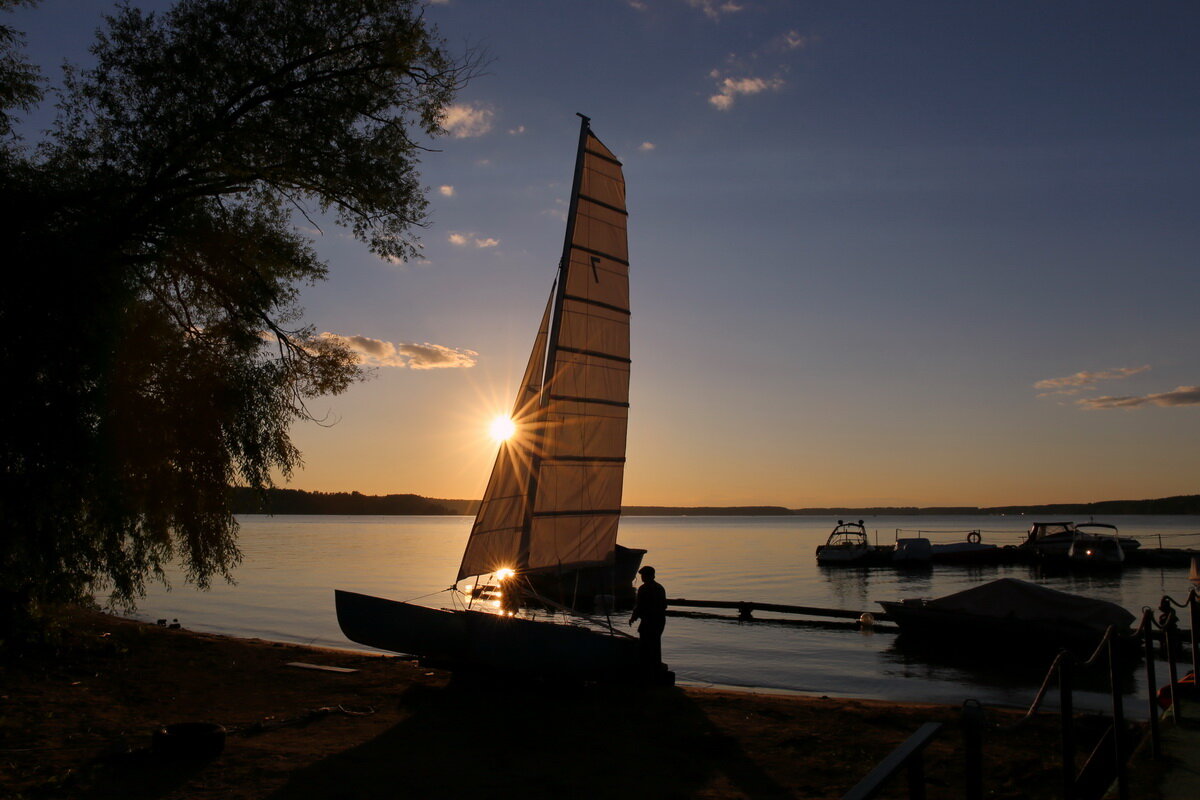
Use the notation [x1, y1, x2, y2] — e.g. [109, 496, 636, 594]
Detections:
[816, 520, 893, 566]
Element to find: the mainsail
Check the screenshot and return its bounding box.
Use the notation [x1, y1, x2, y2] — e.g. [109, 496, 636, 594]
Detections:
[458, 117, 630, 581]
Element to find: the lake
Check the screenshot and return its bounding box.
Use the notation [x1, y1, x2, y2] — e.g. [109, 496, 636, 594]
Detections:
[120, 514, 1200, 717]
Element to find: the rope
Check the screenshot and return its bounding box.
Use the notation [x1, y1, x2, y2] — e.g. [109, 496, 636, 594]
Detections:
[396, 586, 457, 604]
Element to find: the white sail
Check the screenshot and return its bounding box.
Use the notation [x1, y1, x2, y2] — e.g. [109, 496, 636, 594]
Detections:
[457, 121, 630, 581]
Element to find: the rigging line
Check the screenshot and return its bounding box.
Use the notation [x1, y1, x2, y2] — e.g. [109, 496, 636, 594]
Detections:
[397, 587, 457, 604]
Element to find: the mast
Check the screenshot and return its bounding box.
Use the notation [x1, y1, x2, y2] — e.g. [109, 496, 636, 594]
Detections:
[516, 113, 592, 571]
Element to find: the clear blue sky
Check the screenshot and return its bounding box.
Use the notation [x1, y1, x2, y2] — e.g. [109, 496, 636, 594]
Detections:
[10, 1, 1200, 506]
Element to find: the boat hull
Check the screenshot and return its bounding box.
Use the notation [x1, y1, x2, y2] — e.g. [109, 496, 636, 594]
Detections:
[334, 590, 642, 679]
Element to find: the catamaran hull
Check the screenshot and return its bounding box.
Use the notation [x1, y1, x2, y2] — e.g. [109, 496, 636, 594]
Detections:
[334, 590, 642, 679]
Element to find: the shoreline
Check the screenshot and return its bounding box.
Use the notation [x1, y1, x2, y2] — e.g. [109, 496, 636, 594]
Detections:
[3, 606, 1156, 799]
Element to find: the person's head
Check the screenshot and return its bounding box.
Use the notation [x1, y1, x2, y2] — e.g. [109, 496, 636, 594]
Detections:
[638, 565, 655, 581]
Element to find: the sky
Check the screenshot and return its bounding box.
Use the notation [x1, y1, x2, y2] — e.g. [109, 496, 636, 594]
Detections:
[9, 0, 1200, 507]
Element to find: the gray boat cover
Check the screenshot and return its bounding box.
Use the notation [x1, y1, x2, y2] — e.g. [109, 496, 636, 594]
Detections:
[925, 578, 1134, 633]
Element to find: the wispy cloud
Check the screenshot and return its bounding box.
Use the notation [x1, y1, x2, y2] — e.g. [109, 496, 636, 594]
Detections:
[448, 231, 500, 248]
[709, 72, 785, 110]
[509, 125, 526, 135]
[320, 333, 478, 370]
[687, 0, 743, 20]
[438, 185, 455, 197]
[1078, 386, 1200, 410]
[782, 30, 810, 50]
[440, 103, 494, 138]
[1034, 365, 1150, 396]
[639, 141, 656, 151]
[628, 0, 648, 10]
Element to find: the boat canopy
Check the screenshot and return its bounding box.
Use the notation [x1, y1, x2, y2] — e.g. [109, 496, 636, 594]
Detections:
[926, 578, 1134, 633]
[457, 121, 631, 581]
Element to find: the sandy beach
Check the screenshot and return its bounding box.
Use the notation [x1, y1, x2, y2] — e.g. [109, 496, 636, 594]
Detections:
[2, 607, 1155, 799]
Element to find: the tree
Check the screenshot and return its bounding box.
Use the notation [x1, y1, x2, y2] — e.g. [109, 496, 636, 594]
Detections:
[0, 0, 475, 624]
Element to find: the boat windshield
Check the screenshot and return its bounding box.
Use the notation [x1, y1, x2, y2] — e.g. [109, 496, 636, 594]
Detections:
[1028, 522, 1075, 539]
[1074, 523, 1119, 537]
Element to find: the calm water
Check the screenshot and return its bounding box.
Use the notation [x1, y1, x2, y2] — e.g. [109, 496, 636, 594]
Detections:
[122, 515, 1200, 717]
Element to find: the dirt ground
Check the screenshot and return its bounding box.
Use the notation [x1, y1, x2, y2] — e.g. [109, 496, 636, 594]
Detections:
[0, 607, 1155, 799]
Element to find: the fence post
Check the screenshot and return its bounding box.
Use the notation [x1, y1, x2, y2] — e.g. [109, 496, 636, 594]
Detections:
[905, 754, 927, 800]
[1160, 599, 1181, 721]
[962, 699, 983, 800]
[1143, 610, 1160, 759]
[1108, 635, 1129, 800]
[1059, 655, 1075, 800]
[1189, 589, 1198, 687]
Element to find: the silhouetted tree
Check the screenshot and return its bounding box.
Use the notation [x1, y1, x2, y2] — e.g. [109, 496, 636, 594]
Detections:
[0, 0, 476, 625]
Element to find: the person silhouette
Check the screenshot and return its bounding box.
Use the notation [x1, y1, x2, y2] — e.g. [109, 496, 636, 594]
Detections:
[628, 565, 667, 672]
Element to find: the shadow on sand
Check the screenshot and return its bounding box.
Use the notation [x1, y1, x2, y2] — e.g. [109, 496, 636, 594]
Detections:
[267, 674, 791, 800]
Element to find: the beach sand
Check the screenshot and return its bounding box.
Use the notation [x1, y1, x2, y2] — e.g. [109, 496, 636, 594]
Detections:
[2, 607, 1154, 799]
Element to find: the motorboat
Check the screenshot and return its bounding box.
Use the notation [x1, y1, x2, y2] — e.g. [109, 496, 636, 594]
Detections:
[1020, 520, 1140, 560]
[1066, 523, 1126, 568]
[816, 520, 892, 566]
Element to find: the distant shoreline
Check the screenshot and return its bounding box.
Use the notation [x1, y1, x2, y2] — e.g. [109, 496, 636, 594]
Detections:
[229, 487, 1200, 517]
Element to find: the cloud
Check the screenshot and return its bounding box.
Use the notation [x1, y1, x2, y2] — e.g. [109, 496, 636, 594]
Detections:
[509, 125, 526, 135]
[1078, 386, 1200, 410]
[440, 103, 494, 138]
[320, 333, 478, 370]
[628, 0, 648, 10]
[709, 73, 785, 110]
[639, 141, 656, 151]
[783, 30, 809, 50]
[1034, 365, 1150, 395]
[448, 232, 500, 248]
[438, 185, 455, 197]
[687, 0, 743, 19]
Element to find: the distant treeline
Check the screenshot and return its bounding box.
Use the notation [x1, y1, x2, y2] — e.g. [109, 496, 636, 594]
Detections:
[621, 505, 796, 516]
[229, 487, 478, 516]
[230, 488, 1200, 517]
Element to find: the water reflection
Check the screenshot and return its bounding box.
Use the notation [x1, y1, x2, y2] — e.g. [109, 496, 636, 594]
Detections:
[123, 513, 1198, 716]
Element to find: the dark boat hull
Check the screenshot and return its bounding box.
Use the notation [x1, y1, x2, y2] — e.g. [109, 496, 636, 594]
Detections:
[334, 590, 642, 679]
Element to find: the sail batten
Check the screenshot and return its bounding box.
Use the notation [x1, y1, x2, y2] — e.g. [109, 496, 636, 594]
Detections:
[456, 119, 631, 582]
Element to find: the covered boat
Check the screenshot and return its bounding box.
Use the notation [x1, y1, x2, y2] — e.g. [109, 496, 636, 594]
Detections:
[335, 116, 654, 680]
[878, 578, 1137, 658]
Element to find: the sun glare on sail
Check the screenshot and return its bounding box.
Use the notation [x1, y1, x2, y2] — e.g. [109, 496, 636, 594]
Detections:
[489, 414, 516, 443]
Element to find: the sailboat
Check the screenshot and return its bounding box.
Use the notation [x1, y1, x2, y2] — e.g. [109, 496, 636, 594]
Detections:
[335, 115, 651, 680]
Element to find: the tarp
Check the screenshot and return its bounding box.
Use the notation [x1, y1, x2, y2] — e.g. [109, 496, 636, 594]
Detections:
[925, 578, 1134, 633]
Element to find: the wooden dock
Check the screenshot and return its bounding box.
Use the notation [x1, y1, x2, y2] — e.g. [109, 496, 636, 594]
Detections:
[667, 598, 886, 623]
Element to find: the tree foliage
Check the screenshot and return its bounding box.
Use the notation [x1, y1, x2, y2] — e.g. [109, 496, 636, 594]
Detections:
[0, 0, 474, 618]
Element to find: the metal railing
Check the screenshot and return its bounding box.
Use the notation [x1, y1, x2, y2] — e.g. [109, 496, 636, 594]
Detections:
[843, 588, 1198, 800]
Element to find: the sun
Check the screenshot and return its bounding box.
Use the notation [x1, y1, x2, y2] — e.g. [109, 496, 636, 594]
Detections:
[488, 414, 516, 442]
